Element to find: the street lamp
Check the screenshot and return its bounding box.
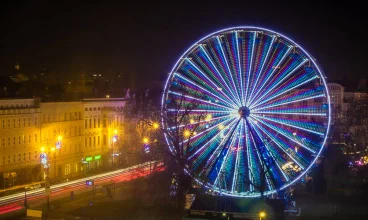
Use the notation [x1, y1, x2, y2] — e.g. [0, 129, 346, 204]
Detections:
[152, 122, 159, 129]
[112, 131, 118, 168]
[259, 211, 266, 220]
[143, 137, 149, 144]
[183, 130, 191, 138]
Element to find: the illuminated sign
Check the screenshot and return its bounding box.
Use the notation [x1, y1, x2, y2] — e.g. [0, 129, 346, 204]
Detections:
[85, 156, 93, 162]
[94, 155, 101, 160]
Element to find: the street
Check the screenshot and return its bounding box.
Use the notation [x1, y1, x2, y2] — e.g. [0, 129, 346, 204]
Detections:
[0, 161, 163, 217]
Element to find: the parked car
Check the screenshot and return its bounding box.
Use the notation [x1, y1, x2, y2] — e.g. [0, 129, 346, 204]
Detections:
[25, 183, 42, 191]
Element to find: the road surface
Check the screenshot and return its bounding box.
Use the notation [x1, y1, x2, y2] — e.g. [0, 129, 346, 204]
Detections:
[0, 161, 163, 215]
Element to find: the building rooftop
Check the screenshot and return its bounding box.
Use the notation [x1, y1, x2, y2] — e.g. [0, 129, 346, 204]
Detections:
[330, 78, 368, 93]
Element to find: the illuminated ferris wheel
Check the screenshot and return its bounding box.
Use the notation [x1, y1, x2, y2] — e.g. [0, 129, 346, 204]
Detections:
[161, 26, 331, 197]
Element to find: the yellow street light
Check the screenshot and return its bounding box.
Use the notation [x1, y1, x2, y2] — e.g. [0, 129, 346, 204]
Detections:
[57, 135, 63, 141]
[114, 129, 118, 135]
[193, 131, 197, 135]
[143, 137, 149, 144]
[184, 130, 191, 137]
[51, 147, 55, 152]
[218, 124, 225, 130]
[40, 147, 45, 152]
[190, 119, 195, 124]
[259, 211, 266, 220]
[152, 122, 159, 129]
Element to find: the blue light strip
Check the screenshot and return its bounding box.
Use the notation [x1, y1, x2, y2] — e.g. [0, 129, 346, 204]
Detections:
[248, 36, 276, 105]
[245, 32, 256, 105]
[215, 36, 242, 104]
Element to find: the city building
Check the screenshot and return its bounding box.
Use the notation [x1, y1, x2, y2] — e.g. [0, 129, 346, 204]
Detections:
[0, 98, 126, 189]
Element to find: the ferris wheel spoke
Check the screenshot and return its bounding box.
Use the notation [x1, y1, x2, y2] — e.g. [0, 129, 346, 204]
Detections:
[248, 45, 292, 106]
[242, 120, 253, 192]
[251, 90, 326, 112]
[253, 111, 326, 117]
[168, 91, 235, 111]
[248, 127, 276, 191]
[231, 120, 245, 192]
[213, 122, 242, 188]
[188, 116, 237, 159]
[250, 73, 319, 110]
[170, 114, 230, 130]
[251, 114, 325, 136]
[168, 109, 234, 114]
[197, 45, 242, 106]
[214, 36, 242, 105]
[175, 73, 238, 108]
[199, 119, 240, 183]
[247, 119, 291, 182]
[232, 31, 245, 106]
[248, 117, 306, 170]
[250, 59, 308, 108]
[222, 33, 244, 106]
[182, 116, 236, 145]
[247, 35, 276, 105]
[188, 117, 238, 161]
[184, 58, 241, 107]
[244, 32, 257, 105]
[250, 115, 318, 153]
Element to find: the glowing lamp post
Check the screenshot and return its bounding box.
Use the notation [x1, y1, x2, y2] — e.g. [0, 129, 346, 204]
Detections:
[111, 130, 118, 168]
[152, 122, 159, 129]
[259, 211, 266, 220]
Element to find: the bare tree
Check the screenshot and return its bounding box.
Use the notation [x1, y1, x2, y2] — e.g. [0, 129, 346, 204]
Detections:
[134, 86, 206, 211]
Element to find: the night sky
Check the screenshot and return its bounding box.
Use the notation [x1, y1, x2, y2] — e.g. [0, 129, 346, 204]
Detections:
[1, 2, 367, 83]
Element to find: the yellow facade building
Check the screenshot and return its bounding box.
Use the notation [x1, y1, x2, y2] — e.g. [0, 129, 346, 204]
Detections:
[0, 98, 125, 189]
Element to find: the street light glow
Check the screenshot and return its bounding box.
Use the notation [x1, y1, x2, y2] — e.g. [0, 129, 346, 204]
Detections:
[205, 114, 212, 121]
[190, 119, 195, 124]
[153, 122, 159, 129]
[57, 135, 63, 141]
[114, 129, 118, 135]
[40, 147, 45, 152]
[51, 147, 55, 152]
[259, 211, 266, 218]
[184, 130, 191, 137]
[218, 124, 225, 130]
[143, 137, 149, 144]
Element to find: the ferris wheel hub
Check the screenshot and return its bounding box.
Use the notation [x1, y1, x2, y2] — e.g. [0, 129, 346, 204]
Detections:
[238, 106, 250, 119]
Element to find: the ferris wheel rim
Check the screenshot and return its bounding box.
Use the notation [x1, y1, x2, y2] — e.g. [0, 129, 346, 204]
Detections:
[161, 26, 331, 197]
